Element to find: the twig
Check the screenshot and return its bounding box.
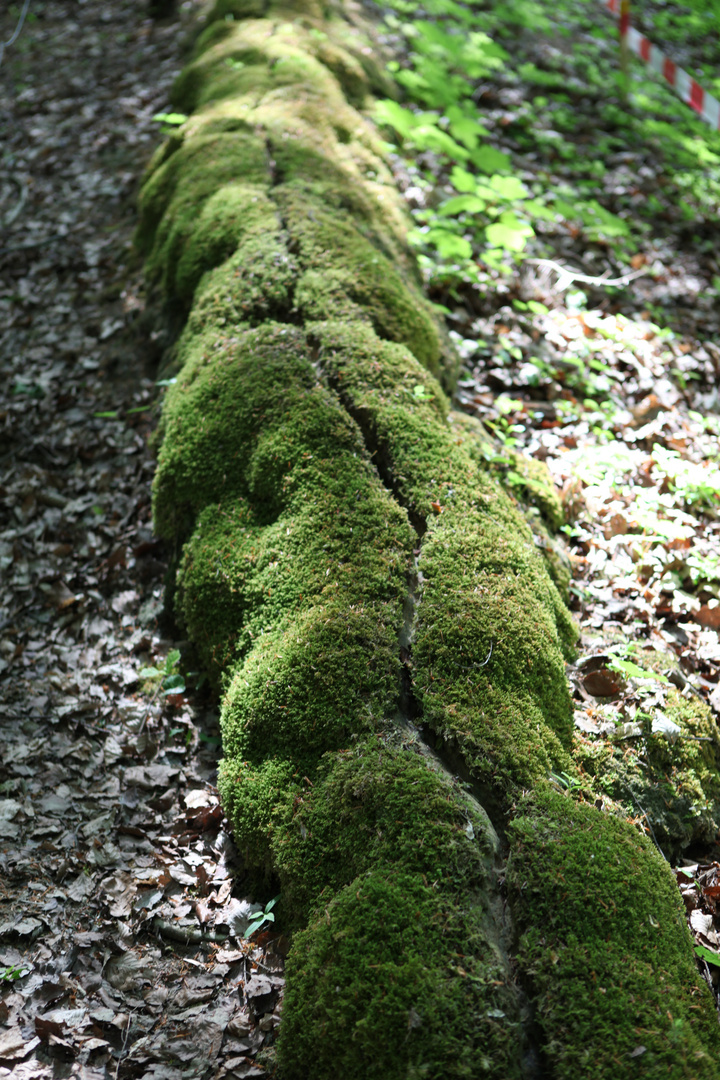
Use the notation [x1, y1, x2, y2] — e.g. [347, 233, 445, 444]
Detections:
[0, 0, 31, 67]
[137, 683, 161, 736]
[115, 1011, 133, 1080]
[153, 917, 227, 945]
[622, 781, 667, 862]
[524, 258, 651, 291]
[666, 666, 708, 706]
[1, 175, 28, 229]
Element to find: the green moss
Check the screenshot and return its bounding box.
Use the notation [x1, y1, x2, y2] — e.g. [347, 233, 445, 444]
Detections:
[446, 411, 571, 595]
[265, 739, 499, 916]
[306, 318, 577, 794]
[189, 230, 297, 328]
[506, 452, 564, 531]
[312, 36, 370, 107]
[269, 138, 399, 242]
[174, 182, 276, 301]
[219, 601, 401, 771]
[140, 132, 184, 188]
[573, 687, 720, 857]
[529, 517, 573, 600]
[413, 530, 576, 782]
[218, 755, 296, 873]
[277, 187, 443, 374]
[137, 132, 268, 282]
[176, 460, 411, 682]
[278, 866, 525, 1080]
[171, 24, 346, 114]
[329, 20, 399, 100]
[153, 323, 349, 539]
[192, 18, 237, 59]
[266, 0, 324, 17]
[507, 786, 720, 1077]
[294, 269, 368, 324]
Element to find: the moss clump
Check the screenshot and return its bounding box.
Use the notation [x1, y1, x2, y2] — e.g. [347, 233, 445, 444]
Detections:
[279, 869, 524, 1080]
[310, 318, 577, 792]
[176, 451, 411, 683]
[190, 231, 297, 327]
[262, 739, 500, 917]
[219, 601, 402, 770]
[245, 739, 528, 1078]
[507, 785, 720, 1078]
[153, 322, 386, 539]
[573, 686, 720, 858]
[277, 186, 443, 374]
[206, 0, 267, 24]
[137, 132, 268, 288]
[171, 22, 347, 114]
[173, 183, 277, 302]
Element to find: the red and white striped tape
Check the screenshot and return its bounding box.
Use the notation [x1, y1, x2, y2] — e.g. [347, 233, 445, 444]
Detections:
[604, 0, 720, 129]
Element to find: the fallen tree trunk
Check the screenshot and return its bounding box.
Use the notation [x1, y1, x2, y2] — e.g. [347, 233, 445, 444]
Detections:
[137, 0, 720, 1074]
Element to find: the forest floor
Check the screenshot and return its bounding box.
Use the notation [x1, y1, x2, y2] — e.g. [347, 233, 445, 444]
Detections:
[2, 0, 720, 1077]
[0, 3, 281, 1078]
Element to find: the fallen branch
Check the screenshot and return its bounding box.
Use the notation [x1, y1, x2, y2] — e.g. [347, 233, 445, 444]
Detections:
[525, 257, 651, 291]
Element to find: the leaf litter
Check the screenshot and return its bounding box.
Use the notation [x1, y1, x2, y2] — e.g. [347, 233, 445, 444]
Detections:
[0, 2, 282, 1077]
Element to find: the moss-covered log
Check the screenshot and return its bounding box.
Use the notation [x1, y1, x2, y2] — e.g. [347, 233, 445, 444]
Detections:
[138, 0, 720, 1074]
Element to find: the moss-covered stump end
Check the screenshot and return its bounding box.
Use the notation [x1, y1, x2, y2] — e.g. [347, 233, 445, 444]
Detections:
[507, 786, 720, 1077]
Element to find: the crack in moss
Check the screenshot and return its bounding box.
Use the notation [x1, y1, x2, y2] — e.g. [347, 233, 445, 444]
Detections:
[319, 341, 547, 1075]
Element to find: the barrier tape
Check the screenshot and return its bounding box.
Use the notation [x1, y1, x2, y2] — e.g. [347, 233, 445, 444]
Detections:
[604, 0, 720, 129]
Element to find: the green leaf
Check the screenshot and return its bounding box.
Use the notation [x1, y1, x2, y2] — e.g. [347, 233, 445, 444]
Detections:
[139, 666, 162, 679]
[488, 175, 528, 200]
[0, 964, 27, 982]
[411, 124, 470, 161]
[165, 649, 181, 672]
[265, 895, 280, 912]
[374, 99, 418, 139]
[438, 194, 487, 216]
[448, 113, 488, 149]
[471, 145, 511, 174]
[152, 112, 188, 125]
[695, 944, 720, 967]
[13, 381, 43, 397]
[523, 197, 556, 222]
[244, 917, 266, 939]
[485, 214, 534, 252]
[94, 411, 119, 419]
[426, 228, 473, 259]
[155, 377, 177, 387]
[198, 732, 222, 746]
[162, 674, 186, 693]
[450, 166, 477, 193]
[607, 658, 668, 683]
[413, 383, 433, 400]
